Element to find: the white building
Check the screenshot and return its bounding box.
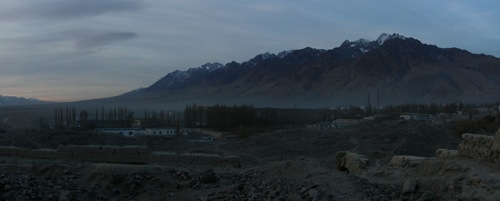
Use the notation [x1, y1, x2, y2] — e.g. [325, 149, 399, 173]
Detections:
[332, 119, 358, 128]
[96, 128, 144, 137]
[399, 113, 432, 121]
[144, 128, 177, 136]
[96, 128, 190, 137]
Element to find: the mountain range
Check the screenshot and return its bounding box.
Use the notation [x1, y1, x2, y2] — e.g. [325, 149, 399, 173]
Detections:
[0, 95, 50, 106]
[83, 33, 500, 108]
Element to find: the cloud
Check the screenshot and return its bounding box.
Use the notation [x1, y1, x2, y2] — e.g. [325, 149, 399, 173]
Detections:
[0, 0, 144, 20]
[75, 31, 138, 52]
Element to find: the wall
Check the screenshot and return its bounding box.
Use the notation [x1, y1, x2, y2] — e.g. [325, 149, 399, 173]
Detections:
[458, 133, 500, 163]
[0, 145, 241, 168]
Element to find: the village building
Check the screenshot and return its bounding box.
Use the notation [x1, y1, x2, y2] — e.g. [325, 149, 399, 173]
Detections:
[332, 119, 358, 128]
[95, 128, 144, 137]
[96, 128, 190, 137]
[399, 113, 433, 121]
[144, 128, 177, 136]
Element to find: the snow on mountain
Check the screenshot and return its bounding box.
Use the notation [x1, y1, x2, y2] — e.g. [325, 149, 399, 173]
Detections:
[149, 33, 413, 92]
[277, 50, 293, 58]
[246, 52, 278, 65]
[172, 62, 223, 80]
[340, 33, 407, 54]
[258, 52, 276, 60]
[199, 62, 224, 72]
[376, 33, 406, 45]
[153, 33, 408, 90]
[105, 32, 500, 108]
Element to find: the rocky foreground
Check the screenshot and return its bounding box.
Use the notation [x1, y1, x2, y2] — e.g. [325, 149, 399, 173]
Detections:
[0, 121, 498, 200]
[0, 158, 402, 201]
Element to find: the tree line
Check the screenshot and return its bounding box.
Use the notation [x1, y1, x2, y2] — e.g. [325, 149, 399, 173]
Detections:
[37, 101, 500, 131]
[184, 102, 500, 131]
[184, 104, 336, 131]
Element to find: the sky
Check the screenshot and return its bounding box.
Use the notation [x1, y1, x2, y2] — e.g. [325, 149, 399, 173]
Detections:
[0, 0, 499, 102]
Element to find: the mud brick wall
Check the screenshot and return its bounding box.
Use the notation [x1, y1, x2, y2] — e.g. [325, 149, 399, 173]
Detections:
[458, 133, 500, 163]
[0, 145, 241, 167]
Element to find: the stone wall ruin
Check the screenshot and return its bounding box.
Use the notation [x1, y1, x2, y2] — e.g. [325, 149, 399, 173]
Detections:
[458, 131, 500, 163]
[0, 145, 241, 167]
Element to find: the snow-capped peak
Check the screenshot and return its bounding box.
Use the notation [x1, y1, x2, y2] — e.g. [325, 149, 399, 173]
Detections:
[163, 63, 223, 81]
[341, 38, 370, 48]
[200, 62, 224, 72]
[376, 33, 406, 45]
[258, 52, 276, 60]
[340, 33, 408, 54]
[351, 38, 371, 46]
[277, 50, 293, 58]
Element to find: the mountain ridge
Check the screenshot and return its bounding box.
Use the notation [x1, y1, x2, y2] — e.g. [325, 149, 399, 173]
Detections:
[81, 33, 500, 108]
[0, 95, 52, 106]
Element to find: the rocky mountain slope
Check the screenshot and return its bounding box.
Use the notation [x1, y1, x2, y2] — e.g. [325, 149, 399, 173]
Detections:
[95, 33, 500, 108]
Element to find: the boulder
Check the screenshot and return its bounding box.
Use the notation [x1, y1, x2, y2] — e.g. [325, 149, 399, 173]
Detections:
[335, 151, 368, 174]
[402, 178, 418, 194]
[435, 149, 458, 158]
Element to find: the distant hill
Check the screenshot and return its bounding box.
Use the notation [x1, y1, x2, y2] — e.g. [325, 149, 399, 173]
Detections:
[80, 33, 500, 109]
[0, 95, 51, 106]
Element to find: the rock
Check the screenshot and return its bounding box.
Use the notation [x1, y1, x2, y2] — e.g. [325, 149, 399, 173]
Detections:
[335, 151, 368, 174]
[267, 191, 276, 199]
[58, 190, 71, 201]
[435, 149, 458, 158]
[111, 187, 122, 195]
[456, 190, 485, 201]
[308, 188, 320, 200]
[300, 186, 308, 195]
[416, 190, 434, 201]
[442, 161, 462, 172]
[402, 179, 418, 194]
[200, 168, 217, 183]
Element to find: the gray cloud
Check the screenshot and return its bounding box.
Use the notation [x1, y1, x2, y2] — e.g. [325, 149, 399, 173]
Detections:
[0, 0, 144, 20]
[75, 31, 138, 52]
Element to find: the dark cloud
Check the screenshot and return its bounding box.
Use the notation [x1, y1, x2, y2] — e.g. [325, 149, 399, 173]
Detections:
[1, 0, 144, 20]
[75, 31, 138, 51]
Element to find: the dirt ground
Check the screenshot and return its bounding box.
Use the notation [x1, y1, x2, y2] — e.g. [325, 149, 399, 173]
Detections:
[0, 120, 493, 201]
